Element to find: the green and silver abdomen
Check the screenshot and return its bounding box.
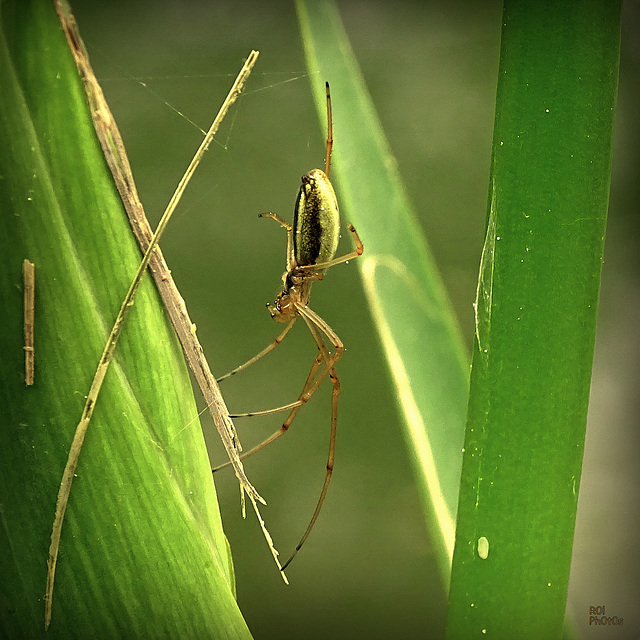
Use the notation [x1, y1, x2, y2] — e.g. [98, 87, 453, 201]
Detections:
[293, 168, 340, 268]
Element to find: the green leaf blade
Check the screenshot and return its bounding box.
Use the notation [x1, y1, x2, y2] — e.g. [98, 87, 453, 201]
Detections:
[446, 1, 621, 637]
[296, 0, 471, 580]
[0, 2, 250, 637]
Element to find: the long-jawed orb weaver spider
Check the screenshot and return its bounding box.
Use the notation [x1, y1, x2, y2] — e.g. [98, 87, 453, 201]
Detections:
[214, 82, 363, 574]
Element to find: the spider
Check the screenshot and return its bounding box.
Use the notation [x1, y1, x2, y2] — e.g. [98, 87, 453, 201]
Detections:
[215, 82, 363, 573]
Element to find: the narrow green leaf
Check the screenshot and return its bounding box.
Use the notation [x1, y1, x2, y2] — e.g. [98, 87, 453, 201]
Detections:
[0, 2, 251, 637]
[446, 2, 621, 638]
[296, 0, 470, 580]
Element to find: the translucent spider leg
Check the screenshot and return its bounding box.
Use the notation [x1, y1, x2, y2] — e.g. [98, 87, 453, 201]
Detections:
[215, 315, 315, 420]
[211, 349, 324, 473]
[216, 301, 344, 570]
[324, 81, 333, 177]
[211, 316, 338, 472]
[259, 212, 295, 272]
[280, 307, 343, 571]
[217, 317, 296, 383]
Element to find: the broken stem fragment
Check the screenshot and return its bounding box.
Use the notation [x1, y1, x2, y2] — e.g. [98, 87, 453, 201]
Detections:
[23, 259, 35, 386]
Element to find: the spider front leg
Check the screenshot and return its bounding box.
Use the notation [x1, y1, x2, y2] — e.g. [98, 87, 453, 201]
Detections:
[259, 212, 295, 272]
[216, 318, 296, 384]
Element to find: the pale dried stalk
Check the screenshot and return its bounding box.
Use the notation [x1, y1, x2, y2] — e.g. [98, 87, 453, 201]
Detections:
[48, 4, 284, 629]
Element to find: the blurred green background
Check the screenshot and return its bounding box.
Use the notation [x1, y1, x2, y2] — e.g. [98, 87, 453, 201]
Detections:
[69, 1, 639, 637]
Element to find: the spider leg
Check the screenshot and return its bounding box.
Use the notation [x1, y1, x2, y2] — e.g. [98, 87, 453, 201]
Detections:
[297, 223, 363, 273]
[212, 305, 342, 480]
[217, 317, 296, 383]
[279, 305, 343, 571]
[230, 307, 341, 452]
[211, 350, 324, 472]
[213, 314, 324, 431]
[227, 349, 322, 419]
[324, 82, 333, 177]
[259, 212, 295, 272]
[213, 306, 343, 570]
[280, 359, 340, 572]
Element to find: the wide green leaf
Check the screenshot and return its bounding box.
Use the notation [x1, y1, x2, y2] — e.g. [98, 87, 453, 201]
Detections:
[0, 2, 250, 637]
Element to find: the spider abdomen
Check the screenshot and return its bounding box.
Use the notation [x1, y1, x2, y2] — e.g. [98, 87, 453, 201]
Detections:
[293, 168, 340, 268]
